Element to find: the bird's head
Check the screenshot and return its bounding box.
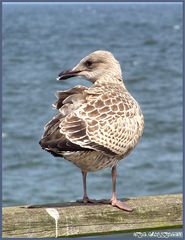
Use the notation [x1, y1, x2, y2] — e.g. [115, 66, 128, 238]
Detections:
[57, 50, 123, 84]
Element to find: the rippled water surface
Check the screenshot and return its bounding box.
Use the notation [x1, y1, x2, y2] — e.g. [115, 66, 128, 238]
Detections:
[2, 3, 182, 207]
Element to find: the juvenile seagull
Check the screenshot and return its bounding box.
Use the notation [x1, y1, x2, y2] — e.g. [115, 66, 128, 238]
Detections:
[39, 50, 144, 211]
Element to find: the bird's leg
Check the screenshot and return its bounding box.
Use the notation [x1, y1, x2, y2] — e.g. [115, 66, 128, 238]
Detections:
[110, 165, 133, 212]
[77, 171, 96, 203]
[82, 171, 90, 203]
[77, 170, 110, 204]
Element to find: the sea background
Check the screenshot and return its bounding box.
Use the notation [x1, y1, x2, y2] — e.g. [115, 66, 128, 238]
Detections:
[2, 3, 182, 211]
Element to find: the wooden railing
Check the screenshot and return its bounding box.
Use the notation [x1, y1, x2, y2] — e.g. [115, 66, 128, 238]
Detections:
[2, 194, 182, 238]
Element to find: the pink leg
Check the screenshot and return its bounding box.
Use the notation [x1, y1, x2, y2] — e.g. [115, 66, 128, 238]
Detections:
[78, 171, 107, 204]
[111, 165, 133, 212]
[76, 171, 97, 203]
[82, 171, 90, 203]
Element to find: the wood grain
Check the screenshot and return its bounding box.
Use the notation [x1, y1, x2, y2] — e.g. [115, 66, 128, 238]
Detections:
[2, 194, 182, 238]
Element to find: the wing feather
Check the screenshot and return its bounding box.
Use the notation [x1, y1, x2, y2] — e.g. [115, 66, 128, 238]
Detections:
[40, 83, 144, 157]
[58, 84, 144, 156]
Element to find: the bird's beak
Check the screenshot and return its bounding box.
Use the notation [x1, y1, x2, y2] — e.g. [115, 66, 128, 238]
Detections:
[56, 67, 82, 81]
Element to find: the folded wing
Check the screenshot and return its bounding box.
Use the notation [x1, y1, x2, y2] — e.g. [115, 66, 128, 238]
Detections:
[57, 84, 143, 156]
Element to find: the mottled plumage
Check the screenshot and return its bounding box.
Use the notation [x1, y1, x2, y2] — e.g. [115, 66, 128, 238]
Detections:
[39, 50, 144, 211]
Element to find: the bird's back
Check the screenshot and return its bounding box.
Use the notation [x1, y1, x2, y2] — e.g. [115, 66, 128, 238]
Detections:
[39, 82, 144, 171]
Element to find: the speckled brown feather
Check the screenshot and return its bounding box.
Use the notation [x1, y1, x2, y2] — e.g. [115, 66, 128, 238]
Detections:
[59, 82, 144, 158]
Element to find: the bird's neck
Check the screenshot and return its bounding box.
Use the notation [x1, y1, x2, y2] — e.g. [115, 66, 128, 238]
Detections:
[94, 75, 126, 87]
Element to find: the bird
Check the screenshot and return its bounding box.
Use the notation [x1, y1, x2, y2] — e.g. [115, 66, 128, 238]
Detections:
[39, 50, 144, 212]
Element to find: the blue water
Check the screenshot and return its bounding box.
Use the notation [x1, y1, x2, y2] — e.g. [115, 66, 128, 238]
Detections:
[2, 3, 183, 207]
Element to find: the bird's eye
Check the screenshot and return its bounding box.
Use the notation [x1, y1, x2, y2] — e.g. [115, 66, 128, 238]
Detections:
[85, 60, 93, 68]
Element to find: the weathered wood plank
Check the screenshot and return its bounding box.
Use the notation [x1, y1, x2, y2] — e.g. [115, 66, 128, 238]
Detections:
[2, 194, 182, 238]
